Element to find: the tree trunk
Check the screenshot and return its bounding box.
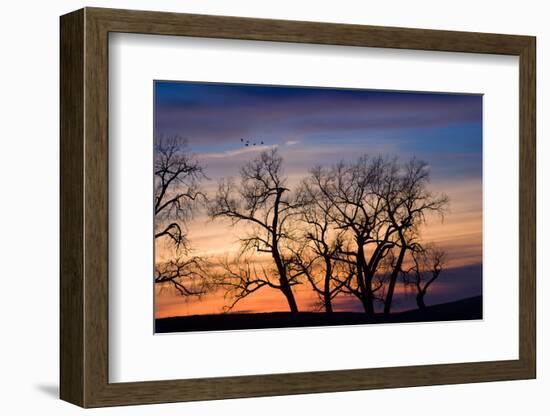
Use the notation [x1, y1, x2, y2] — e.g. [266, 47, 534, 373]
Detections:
[416, 291, 426, 310]
[324, 295, 333, 313]
[281, 280, 299, 313]
[271, 188, 298, 313]
[356, 241, 374, 315]
[357, 239, 374, 316]
[323, 256, 333, 313]
[272, 245, 299, 313]
[383, 242, 407, 315]
[361, 277, 375, 315]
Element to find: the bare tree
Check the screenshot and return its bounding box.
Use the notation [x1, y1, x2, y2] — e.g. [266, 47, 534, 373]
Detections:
[291, 179, 350, 313]
[215, 254, 292, 311]
[307, 156, 448, 315]
[154, 136, 208, 295]
[208, 149, 303, 312]
[155, 136, 206, 250]
[155, 257, 209, 296]
[378, 158, 448, 314]
[308, 157, 392, 315]
[403, 244, 447, 310]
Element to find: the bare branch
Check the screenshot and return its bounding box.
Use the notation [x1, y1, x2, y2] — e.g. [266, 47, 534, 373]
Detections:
[208, 149, 300, 312]
[154, 135, 207, 251]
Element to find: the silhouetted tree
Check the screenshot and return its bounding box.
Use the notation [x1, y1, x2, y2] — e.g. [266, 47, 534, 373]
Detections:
[291, 178, 350, 312]
[376, 158, 448, 314]
[403, 244, 447, 310]
[155, 136, 206, 250]
[155, 257, 209, 296]
[307, 156, 448, 315]
[308, 157, 391, 315]
[154, 136, 208, 295]
[209, 149, 302, 312]
[215, 254, 295, 311]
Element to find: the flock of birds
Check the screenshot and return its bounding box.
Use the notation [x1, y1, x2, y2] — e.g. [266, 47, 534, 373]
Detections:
[240, 138, 264, 147]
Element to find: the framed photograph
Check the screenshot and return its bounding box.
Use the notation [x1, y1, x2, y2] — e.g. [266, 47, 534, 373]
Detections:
[60, 7, 536, 408]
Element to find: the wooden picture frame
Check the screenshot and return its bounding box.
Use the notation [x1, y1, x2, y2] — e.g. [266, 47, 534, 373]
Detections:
[60, 7, 536, 408]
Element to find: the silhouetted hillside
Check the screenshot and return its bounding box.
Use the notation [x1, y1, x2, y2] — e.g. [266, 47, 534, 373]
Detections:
[155, 295, 482, 333]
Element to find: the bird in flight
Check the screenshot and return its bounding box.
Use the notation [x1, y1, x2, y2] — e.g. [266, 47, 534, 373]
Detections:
[240, 139, 264, 147]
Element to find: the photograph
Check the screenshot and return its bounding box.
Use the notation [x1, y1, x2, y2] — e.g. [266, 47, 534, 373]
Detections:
[153, 81, 483, 333]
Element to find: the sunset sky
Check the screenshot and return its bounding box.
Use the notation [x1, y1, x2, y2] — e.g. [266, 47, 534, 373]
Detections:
[154, 81, 483, 319]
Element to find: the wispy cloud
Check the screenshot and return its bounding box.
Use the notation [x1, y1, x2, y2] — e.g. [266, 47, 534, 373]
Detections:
[155, 82, 482, 147]
[199, 144, 277, 159]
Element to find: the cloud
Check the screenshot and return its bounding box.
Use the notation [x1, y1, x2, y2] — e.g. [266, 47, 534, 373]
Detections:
[198, 144, 277, 159]
[285, 140, 300, 146]
[154, 82, 483, 147]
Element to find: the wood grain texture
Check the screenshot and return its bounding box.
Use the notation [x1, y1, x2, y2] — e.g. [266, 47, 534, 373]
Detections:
[59, 7, 537, 408]
[518, 38, 536, 376]
[89, 7, 532, 54]
[83, 10, 110, 406]
[59, 8, 84, 406]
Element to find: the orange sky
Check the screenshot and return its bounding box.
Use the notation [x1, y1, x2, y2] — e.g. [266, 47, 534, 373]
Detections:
[155, 177, 482, 319]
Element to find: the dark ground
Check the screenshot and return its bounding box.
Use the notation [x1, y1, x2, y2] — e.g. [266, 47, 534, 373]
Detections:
[155, 295, 482, 333]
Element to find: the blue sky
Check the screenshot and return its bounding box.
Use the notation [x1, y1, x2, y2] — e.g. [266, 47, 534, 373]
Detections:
[154, 81, 482, 184]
